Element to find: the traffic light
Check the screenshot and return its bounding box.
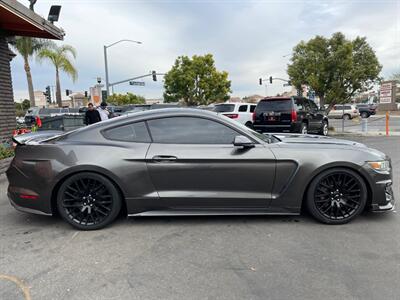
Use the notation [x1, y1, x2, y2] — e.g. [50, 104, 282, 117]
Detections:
[259, 78, 262, 85]
[84, 91, 88, 98]
[269, 76, 273, 84]
[44, 86, 51, 103]
[152, 70, 157, 81]
[288, 80, 291, 86]
[66, 89, 71, 96]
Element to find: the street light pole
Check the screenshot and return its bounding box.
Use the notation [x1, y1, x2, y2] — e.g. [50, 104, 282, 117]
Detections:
[104, 45, 110, 96]
[103, 39, 142, 96]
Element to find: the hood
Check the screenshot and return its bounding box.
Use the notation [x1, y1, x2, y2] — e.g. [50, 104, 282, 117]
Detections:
[273, 133, 387, 159]
[273, 133, 367, 148]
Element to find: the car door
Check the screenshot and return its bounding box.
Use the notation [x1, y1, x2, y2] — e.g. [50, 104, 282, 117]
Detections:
[145, 116, 276, 209]
[306, 99, 323, 130]
[237, 104, 248, 125]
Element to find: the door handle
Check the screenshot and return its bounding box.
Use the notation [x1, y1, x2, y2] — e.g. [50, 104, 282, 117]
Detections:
[152, 155, 178, 162]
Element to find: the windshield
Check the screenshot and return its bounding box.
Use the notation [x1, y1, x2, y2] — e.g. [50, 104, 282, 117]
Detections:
[218, 113, 279, 143]
[213, 104, 235, 113]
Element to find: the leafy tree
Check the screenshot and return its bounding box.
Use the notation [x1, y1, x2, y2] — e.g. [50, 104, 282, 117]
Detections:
[12, 37, 53, 106]
[163, 54, 231, 106]
[21, 99, 31, 110]
[287, 32, 381, 112]
[37, 44, 78, 107]
[107, 93, 146, 106]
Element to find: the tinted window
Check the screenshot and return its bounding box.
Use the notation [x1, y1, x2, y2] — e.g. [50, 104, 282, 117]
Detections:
[250, 105, 256, 112]
[238, 105, 247, 112]
[296, 98, 305, 110]
[148, 117, 240, 144]
[213, 104, 235, 113]
[308, 100, 319, 111]
[257, 99, 292, 112]
[335, 105, 342, 110]
[103, 122, 151, 142]
[344, 106, 351, 110]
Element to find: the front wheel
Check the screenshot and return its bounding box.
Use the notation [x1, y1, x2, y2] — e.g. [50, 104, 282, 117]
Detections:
[319, 120, 329, 136]
[57, 172, 122, 230]
[306, 168, 367, 224]
[361, 112, 369, 118]
[343, 114, 351, 120]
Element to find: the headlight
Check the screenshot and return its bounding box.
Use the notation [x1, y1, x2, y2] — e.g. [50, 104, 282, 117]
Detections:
[367, 160, 390, 172]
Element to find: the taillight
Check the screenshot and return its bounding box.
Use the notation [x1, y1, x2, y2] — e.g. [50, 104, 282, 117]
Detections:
[291, 109, 297, 122]
[252, 112, 256, 121]
[20, 194, 39, 200]
[224, 114, 239, 119]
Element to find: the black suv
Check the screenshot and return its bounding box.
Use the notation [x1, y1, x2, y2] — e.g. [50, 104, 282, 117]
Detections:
[253, 97, 329, 135]
[356, 104, 377, 118]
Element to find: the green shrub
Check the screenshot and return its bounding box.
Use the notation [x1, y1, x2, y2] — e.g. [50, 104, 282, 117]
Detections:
[0, 144, 14, 160]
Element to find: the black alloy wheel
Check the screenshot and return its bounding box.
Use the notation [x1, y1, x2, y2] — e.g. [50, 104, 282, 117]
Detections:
[306, 168, 367, 224]
[57, 172, 121, 230]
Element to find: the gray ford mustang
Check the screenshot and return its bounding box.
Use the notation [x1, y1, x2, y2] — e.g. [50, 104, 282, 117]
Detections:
[7, 109, 395, 230]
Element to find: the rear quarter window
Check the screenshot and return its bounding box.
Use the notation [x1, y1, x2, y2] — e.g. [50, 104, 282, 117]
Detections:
[213, 104, 235, 113]
[103, 122, 151, 142]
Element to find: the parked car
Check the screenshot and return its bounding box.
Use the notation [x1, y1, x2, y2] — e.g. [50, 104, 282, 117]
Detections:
[356, 104, 377, 118]
[328, 104, 359, 120]
[24, 107, 80, 126]
[8, 109, 394, 230]
[213, 102, 257, 127]
[252, 97, 329, 135]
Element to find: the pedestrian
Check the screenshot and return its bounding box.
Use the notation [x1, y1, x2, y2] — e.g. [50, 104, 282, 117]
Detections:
[85, 103, 101, 125]
[97, 102, 110, 121]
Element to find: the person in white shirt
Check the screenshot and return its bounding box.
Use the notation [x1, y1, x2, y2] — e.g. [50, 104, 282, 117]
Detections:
[97, 102, 110, 121]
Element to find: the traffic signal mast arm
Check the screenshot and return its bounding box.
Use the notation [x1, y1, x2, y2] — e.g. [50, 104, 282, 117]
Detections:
[259, 77, 291, 85]
[109, 71, 165, 88]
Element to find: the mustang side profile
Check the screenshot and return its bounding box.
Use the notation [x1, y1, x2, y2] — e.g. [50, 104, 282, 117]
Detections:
[7, 109, 395, 230]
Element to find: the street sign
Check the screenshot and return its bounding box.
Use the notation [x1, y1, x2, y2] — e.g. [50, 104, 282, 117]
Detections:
[380, 82, 393, 104]
[129, 81, 145, 86]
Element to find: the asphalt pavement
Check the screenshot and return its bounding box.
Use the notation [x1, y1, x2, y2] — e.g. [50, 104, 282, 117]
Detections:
[329, 115, 400, 134]
[0, 136, 399, 300]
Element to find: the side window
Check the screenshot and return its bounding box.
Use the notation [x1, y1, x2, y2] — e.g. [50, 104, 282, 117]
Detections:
[238, 105, 247, 112]
[309, 100, 319, 111]
[250, 105, 256, 113]
[344, 105, 351, 110]
[147, 117, 240, 144]
[103, 122, 151, 142]
[294, 99, 304, 110]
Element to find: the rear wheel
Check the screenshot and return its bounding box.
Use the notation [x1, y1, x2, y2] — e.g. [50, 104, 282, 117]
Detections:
[57, 172, 122, 230]
[300, 122, 308, 134]
[306, 168, 367, 224]
[361, 112, 369, 118]
[343, 114, 351, 120]
[245, 121, 253, 129]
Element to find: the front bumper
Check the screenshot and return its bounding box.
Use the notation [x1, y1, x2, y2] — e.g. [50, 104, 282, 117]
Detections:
[370, 180, 395, 212]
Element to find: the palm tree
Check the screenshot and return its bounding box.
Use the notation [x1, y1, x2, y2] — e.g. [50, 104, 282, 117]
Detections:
[37, 44, 77, 107]
[12, 37, 53, 107]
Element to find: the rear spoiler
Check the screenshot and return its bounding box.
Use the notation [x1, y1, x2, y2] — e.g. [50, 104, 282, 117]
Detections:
[12, 130, 64, 146]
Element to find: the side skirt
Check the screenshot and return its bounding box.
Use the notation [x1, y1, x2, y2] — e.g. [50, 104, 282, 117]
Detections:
[128, 209, 299, 217]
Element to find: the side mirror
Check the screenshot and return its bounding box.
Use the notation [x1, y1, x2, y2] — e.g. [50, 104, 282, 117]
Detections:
[233, 135, 255, 149]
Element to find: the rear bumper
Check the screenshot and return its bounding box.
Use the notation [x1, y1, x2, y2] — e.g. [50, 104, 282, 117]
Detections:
[8, 193, 52, 216]
[253, 123, 300, 133]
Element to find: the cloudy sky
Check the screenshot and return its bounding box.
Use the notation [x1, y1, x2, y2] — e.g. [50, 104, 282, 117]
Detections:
[11, 0, 400, 101]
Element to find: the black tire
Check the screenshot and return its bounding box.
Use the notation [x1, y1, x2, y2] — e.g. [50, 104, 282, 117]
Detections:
[306, 168, 367, 224]
[245, 121, 253, 129]
[299, 122, 308, 134]
[361, 112, 369, 118]
[343, 114, 351, 120]
[57, 172, 122, 230]
[319, 120, 329, 136]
